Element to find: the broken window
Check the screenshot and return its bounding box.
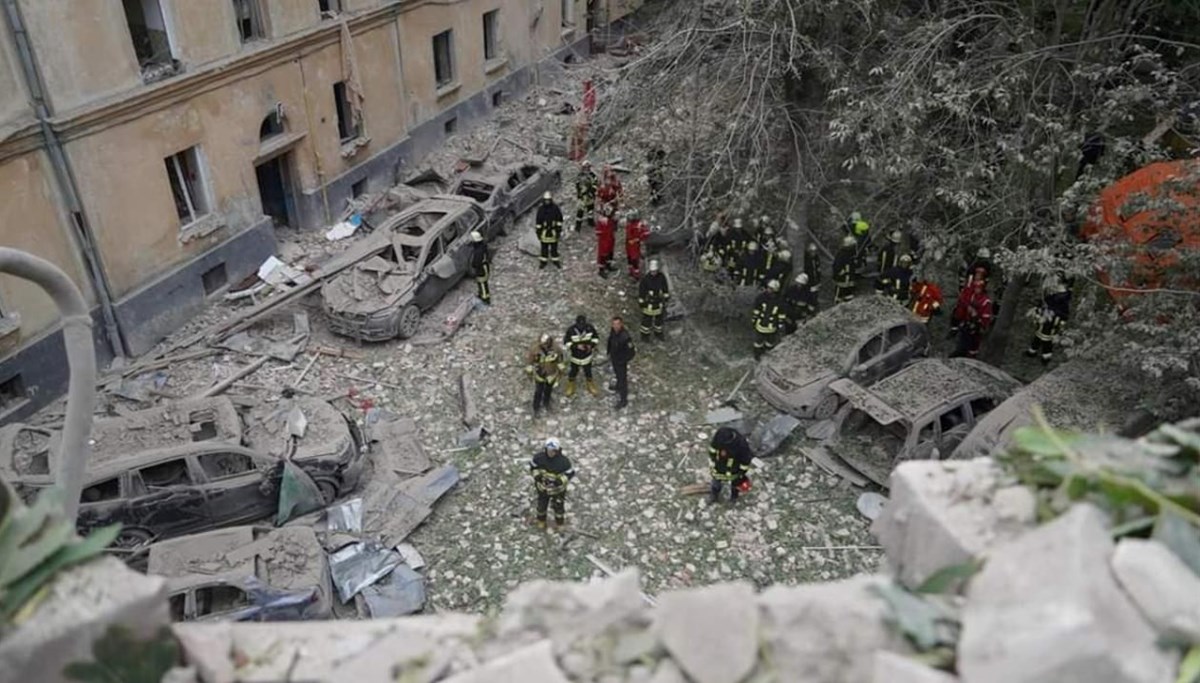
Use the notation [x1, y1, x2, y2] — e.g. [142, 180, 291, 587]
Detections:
[561, 0, 575, 26]
[194, 585, 250, 617]
[122, 0, 176, 79]
[856, 335, 883, 364]
[422, 237, 444, 271]
[432, 30, 455, 87]
[318, 0, 341, 16]
[916, 422, 936, 445]
[168, 593, 187, 621]
[840, 409, 907, 461]
[482, 10, 500, 61]
[140, 458, 193, 488]
[333, 81, 362, 143]
[886, 324, 908, 349]
[939, 405, 969, 433]
[81, 478, 121, 504]
[165, 147, 210, 227]
[260, 111, 284, 139]
[233, 0, 266, 43]
[969, 397, 997, 419]
[198, 452, 256, 481]
[201, 263, 227, 296]
[11, 428, 50, 476]
[0, 374, 27, 413]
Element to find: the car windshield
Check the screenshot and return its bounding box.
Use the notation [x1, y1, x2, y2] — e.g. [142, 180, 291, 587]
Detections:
[396, 211, 446, 237]
[455, 180, 495, 203]
[837, 408, 908, 466]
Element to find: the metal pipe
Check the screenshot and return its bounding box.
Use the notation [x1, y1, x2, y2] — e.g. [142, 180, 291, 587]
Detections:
[2, 0, 127, 359]
[0, 248, 96, 522]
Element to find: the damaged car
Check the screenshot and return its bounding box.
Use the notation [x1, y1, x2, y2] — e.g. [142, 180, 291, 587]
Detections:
[450, 163, 561, 226]
[756, 297, 929, 419]
[321, 196, 498, 341]
[1, 396, 364, 549]
[803, 358, 1021, 487]
[149, 526, 333, 622]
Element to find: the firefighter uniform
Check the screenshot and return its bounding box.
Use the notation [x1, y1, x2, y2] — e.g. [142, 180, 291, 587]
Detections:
[875, 230, 903, 292]
[596, 211, 616, 276]
[726, 219, 749, 271]
[879, 255, 913, 302]
[702, 223, 730, 274]
[951, 279, 994, 359]
[752, 281, 787, 359]
[738, 242, 766, 287]
[1026, 282, 1071, 364]
[709, 426, 753, 505]
[909, 280, 944, 323]
[525, 335, 566, 416]
[529, 440, 575, 529]
[469, 233, 491, 305]
[782, 274, 817, 334]
[764, 250, 793, 287]
[846, 211, 871, 270]
[638, 261, 670, 339]
[564, 315, 601, 397]
[833, 237, 859, 303]
[803, 243, 822, 292]
[625, 214, 649, 279]
[535, 194, 564, 269]
[574, 163, 597, 231]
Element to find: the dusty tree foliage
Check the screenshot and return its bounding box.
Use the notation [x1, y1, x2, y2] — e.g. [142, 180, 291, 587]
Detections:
[596, 0, 1200, 412]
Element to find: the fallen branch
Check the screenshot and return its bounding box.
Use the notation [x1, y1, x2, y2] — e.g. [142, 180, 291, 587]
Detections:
[200, 356, 271, 398]
[723, 367, 754, 405]
[293, 354, 320, 388]
[458, 373, 479, 428]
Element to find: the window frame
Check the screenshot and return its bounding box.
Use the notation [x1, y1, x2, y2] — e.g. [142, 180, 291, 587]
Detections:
[856, 333, 884, 365]
[561, 0, 575, 27]
[332, 81, 362, 143]
[482, 10, 500, 61]
[138, 457, 197, 489]
[197, 451, 258, 483]
[232, 0, 267, 43]
[165, 146, 211, 228]
[318, 0, 342, 15]
[432, 29, 455, 88]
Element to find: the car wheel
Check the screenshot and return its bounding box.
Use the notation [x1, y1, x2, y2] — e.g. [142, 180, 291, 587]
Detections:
[813, 393, 840, 421]
[396, 304, 421, 339]
[113, 527, 154, 550]
[315, 479, 339, 506]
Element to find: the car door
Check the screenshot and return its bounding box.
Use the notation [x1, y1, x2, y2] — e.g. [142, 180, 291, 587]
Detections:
[127, 457, 213, 540]
[195, 450, 275, 526]
[412, 236, 446, 309]
[936, 402, 973, 455]
[510, 166, 543, 215]
[847, 332, 886, 384]
[191, 583, 257, 623]
[875, 323, 916, 375]
[75, 474, 135, 537]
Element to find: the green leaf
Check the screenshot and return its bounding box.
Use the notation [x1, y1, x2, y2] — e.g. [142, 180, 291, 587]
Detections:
[1153, 511, 1200, 578]
[64, 625, 178, 683]
[916, 560, 983, 594]
[871, 583, 943, 651]
[1177, 644, 1200, 683]
[0, 489, 68, 585]
[1013, 426, 1068, 457]
[1, 524, 121, 623]
[1110, 515, 1157, 538]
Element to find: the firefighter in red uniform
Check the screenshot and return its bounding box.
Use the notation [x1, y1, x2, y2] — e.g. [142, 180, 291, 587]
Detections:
[951, 268, 993, 358]
[908, 278, 944, 324]
[624, 209, 649, 279]
[595, 206, 617, 277]
[597, 166, 622, 217]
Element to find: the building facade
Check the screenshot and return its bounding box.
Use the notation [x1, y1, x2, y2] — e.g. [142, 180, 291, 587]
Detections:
[0, 0, 642, 424]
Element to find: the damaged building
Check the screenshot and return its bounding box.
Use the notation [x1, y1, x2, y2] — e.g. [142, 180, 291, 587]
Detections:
[0, 0, 642, 423]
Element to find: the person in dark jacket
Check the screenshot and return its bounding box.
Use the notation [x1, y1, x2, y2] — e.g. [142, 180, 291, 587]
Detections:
[709, 426, 754, 505]
[564, 314, 601, 398]
[875, 230, 903, 292]
[1025, 277, 1072, 365]
[782, 273, 817, 334]
[879, 254, 914, 303]
[529, 438, 575, 529]
[833, 235, 859, 303]
[468, 231, 491, 305]
[764, 249, 793, 287]
[752, 279, 787, 359]
[638, 259, 670, 340]
[535, 192, 564, 269]
[738, 241, 767, 287]
[574, 160, 597, 231]
[803, 242, 822, 293]
[606, 316, 636, 409]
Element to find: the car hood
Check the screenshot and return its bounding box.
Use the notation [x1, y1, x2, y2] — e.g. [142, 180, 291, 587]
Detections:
[759, 363, 838, 398]
[244, 398, 355, 461]
[322, 258, 416, 315]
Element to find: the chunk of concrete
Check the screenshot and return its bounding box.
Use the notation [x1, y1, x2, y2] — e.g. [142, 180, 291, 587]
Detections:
[959, 504, 1178, 683]
[872, 652, 959, 683]
[758, 575, 911, 683]
[442, 640, 570, 683]
[497, 569, 647, 649]
[650, 659, 687, 683]
[654, 582, 759, 683]
[1112, 538, 1200, 643]
[871, 459, 1035, 589]
[0, 556, 168, 683]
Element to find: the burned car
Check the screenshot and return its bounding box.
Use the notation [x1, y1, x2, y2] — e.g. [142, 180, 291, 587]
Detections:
[450, 163, 561, 226]
[0, 396, 364, 548]
[321, 196, 498, 341]
[756, 297, 929, 419]
[803, 358, 1021, 487]
[149, 526, 332, 622]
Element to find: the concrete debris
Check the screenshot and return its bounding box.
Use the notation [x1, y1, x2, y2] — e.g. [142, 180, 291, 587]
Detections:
[758, 575, 912, 683]
[649, 659, 687, 683]
[497, 569, 647, 649]
[325, 498, 363, 534]
[871, 459, 1035, 590]
[1111, 538, 1200, 643]
[456, 425, 489, 448]
[655, 582, 759, 683]
[442, 640, 569, 683]
[856, 492, 888, 521]
[958, 505, 1177, 683]
[367, 415, 431, 475]
[396, 543, 426, 571]
[358, 565, 427, 617]
[325, 214, 363, 241]
[703, 407, 743, 425]
[286, 405, 308, 438]
[749, 412, 802, 456]
[328, 541, 403, 604]
[871, 652, 959, 683]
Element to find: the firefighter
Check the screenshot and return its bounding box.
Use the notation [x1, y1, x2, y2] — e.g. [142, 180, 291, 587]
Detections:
[535, 191, 564, 269]
[764, 249, 793, 287]
[875, 230, 903, 292]
[606, 316, 636, 409]
[625, 209, 649, 279]
[909, 276, 944, 324]
[529, 438, 575, 530]
[782, 272, 817, 334]
[597, 166, 622, 216]
[469, 230, 491, 305]
[564, 314, 601, 398]
[574, 160, 597, 231]
[845, 210, 871, 269]
[879, 254, 914, 302]
[833, 235, 859, 303]
[951, 268, 994, 359]
[708, 426, 754, 505]
[803, 242, 822, 293]
[1025, 276, 1072, 365]
[701, 221, 728, 273]
[525, 333, 566, 417]
[753, 279, 786, 359]
[726, 217, 749, 271]
[596, 206, 617, 277]
[738, 241, 766, 287]
[760, 223, 781, 254]
[638, 258, 670, 340]
[958, 246, 994, 290]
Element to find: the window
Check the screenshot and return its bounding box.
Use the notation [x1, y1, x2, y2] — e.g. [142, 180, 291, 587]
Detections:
[260, 111, 284, 139]
[122, 0, 174, 69]
[432, 30, 455, 87]
[333, 81, 362, 143]
[168, 593, 187, 621]
[916, 422, 936, 445]
[886, 324, 908, 349]
[492, 91, 503, 107]
[939, 405, 969, 433]
[0, 374, 27, 413]
[561, 0, 575, 27]
[318, 0, 341, 15]
[422, 237, 444, 271]
[198, 452, 256, 481]
[233, 0, 266, 43]
[202, 263, 227, 295]
[165, 147, 209, 226]
[856, 334, 883, 364]
[80, 478, 121, 504]
[483, 10, 500, 61]
[969, 397, 997, 419]
[140, 458, 193, 488]
[443, 117, 458, 135]
[351, 178, 367, 198]
[195, 585, 250, 617]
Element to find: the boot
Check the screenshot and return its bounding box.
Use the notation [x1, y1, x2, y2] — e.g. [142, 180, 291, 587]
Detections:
[565, 378, 577, 398]
[615, 398, 627, 410]
[586, 379, 599, 396]
[554, 516, 568, 530]
[707, 490, 720, 505]
[534, 518, 547, 531]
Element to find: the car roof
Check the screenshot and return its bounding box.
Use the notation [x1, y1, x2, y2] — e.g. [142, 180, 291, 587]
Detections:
[866, 359, 991, 421]
[151, 526, 324, 593]
[769, 297, 917, 375]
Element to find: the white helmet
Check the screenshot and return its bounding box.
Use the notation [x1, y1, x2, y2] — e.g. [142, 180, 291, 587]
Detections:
[766, 279, 781, 292]
[543, 191, 553, 201]
[778, 249, 792, 261]
[649, 259, 661, 273]
[842, 235, 857, 247]
[471, 230, 484, 242]
[899, 253, 912, 265]
[850, 211, 862, 222]
[977, 247, 991, 259]
[545, 437, 561, 452]
[747, 241, 759, 252]
[581, 159, 592, 168]
[539, 333, 552, 344]
[763, 226, 776, 237]
[890, 229, 902, 243]
[806, 242, 818, 252]
[795, 273, 809, 286]
[733, 218, 744, 229]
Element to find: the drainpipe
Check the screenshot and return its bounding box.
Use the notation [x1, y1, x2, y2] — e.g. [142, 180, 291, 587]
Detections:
[2, 0, 127, 359]
[0, 248, 95, 522]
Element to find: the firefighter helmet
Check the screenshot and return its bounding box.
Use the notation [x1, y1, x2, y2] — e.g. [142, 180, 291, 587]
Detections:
[543, 191, 553, 201]
[545, 438, 561, 452]
[649, 259, 661, 273]
[471, 230, 484, 243]
[539, 333, 552, 345]
[806, 242, 818, 252]
[899, 253, 913, 265]
[842, 235, 857, 247]
[581, 159, 591, 168]
[977, 246, 992, 259]
[778, 249, 792, 261]
[850, 211, 862, 222]
[766, 279, 781, 292]
[747, 241, 759, 252]
[795, 273, 809, 286]
[889, 229, 903, 243]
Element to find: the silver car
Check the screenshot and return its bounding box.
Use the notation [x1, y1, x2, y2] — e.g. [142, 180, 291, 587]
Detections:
[450, 163, 561, 227]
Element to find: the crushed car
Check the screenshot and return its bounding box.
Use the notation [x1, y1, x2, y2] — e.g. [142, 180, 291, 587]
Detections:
[321, 196, 500, 341]
[756, 296, 929, 419]
[803, 358, 1022, 487]
[450, 163, 561, 226]
[0, 396, 364, 549]
[149, 525, 333, 622]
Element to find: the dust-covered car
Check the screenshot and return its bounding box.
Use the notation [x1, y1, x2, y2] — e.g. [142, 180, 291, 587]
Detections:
[804, 358, 1022, 487]
[0, 396, 364, 548]
[321, 196, 498, 341]
[756, 297, 929, 419]
[149, 526, 332, 622]
[450, 163, 561, 225]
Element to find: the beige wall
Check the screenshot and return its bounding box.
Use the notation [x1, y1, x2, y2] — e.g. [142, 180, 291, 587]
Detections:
[0, 152, 93, 335]
[0, 30, 30, 128]
[16, 0, 140, 113]
[267, 1, 320, 40]
[163, 0, 239, 68]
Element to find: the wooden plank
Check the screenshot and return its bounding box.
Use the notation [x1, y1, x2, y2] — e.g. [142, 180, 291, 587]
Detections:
[458, 373, 479, 428]
[200, 356, 271, 398]
[679, 483, 710, 496]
